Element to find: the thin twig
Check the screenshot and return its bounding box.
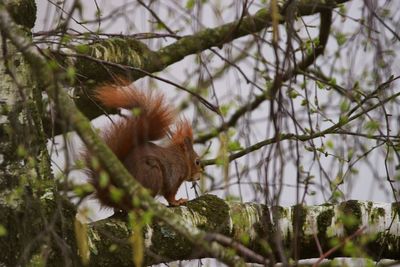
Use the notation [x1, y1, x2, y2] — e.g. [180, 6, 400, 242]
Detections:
[312, 226, 367, 267]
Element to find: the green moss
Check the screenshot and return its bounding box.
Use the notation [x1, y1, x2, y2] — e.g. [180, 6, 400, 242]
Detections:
[369, 232, 400, 259]
[148, 218, 192, 262]
[367, 201, 373, 211]
[291, 204, 307, 235]
[0, 196, 79, 266]
[377, 207, 385, 216]
[74, 38, 161, 82]
[187, 194, 230, 234]
[317, 208, 334, 237]
[392, 202, 400, 222]
[291, 204, 316, 258]
[339, 200, 362, 235]
[230, 203, 259, 244]
[370, 207, 386, 223]
[88, 218, 133, 267]
[276, 205, 288, 218]
[147, 195, 230, 262]
[6, 0, 37, 29]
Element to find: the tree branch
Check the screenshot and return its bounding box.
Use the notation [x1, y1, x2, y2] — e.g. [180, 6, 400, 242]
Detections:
[86, 196, 400, 265]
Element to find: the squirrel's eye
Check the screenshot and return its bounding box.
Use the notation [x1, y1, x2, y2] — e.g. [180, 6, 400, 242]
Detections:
[195, 158, 200, 166]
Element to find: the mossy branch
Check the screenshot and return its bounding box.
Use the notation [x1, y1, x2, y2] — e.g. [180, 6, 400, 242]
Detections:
[86, 196, 400, 265]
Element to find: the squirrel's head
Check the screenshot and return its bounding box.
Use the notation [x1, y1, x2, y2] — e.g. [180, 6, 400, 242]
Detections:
[172, 120, 203, 181]
[182, 136, 203, 182]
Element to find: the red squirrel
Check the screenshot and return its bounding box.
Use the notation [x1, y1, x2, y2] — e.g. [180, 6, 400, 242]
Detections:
[84, 81, 202, 208]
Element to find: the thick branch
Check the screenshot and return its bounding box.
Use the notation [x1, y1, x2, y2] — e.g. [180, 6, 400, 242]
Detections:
[86, 196, 400, 266]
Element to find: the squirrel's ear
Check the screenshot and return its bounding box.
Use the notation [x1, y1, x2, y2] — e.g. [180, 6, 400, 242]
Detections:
[181, 136, 192, 151]
[179, 136, 193, 152]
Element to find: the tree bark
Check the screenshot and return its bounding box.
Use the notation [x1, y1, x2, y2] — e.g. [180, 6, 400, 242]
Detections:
[2, 193, 398, 266]
[3, 195, 397, 266]
[87, 196, 400, 265]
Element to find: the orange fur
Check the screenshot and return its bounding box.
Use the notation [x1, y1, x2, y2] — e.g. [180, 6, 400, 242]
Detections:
[95, 83, 176, 143]
[171, 119, 193, 145]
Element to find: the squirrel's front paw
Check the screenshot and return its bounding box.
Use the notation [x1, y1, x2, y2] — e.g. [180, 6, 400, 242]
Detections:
[177, 198, 188, 205]
[168, 198, 188, 207]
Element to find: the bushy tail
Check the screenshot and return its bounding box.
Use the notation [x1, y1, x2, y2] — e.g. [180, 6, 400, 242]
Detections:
[94, 82, 176, 160]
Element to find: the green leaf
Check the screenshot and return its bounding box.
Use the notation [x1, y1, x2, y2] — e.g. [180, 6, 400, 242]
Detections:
[186, 0, 195, 9]
[156, 22, 165, 30]
[61, 35, 72, 44]
[131, 107, 142, 116]
[331, 190, 343, 199]
[99, 172, 109, 188]
[228, 141, 242, 152]
[66, 66, 76, 84]
[287, 88, 299, 98]
[364, 120, 380, 134]
[75, 159, 86, 169]
[240, 233, 250, 245]
[343, 241, 356, 256]
[313, 37, 320, 47]
[316, 81, 325, 89]
[142, 210, 154, 225]
[95, 9, 102, 18]
[347, 148, 354, 161]
[339, 4, 347, 15]
[73, 184, 94, 197]
[17, 145, 26, 158]
[305, 146, 314, 152]
[340, 100, 350, 112]
[326, 140, 334, 150]
[90, 157, 100, 170]
[109, 186, 124, 203]
[381, 8, 390, 17]
[336, 32, 347, 46]
[109, 244, 118, 252]
[75, 44, 90, 53]
[331, 175, 343, 188]
[220, 104, 231, 116]
[339, 115, 348, 124]
[215, 157, 226, 166]
[350, 168, 359, 174]
[47, 60, 59, 70]
[0, 225, 7, 236]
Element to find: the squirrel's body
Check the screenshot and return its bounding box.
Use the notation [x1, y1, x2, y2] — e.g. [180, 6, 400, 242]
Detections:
[124, 143, 192, 199]
[84, 81, 202, 208]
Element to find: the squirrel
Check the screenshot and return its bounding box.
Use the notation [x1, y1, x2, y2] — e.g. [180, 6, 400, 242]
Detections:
[83, 80, 203, 209]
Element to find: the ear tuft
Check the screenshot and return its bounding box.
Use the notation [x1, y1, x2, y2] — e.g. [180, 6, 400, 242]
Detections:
[171, 119, 193, 146]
